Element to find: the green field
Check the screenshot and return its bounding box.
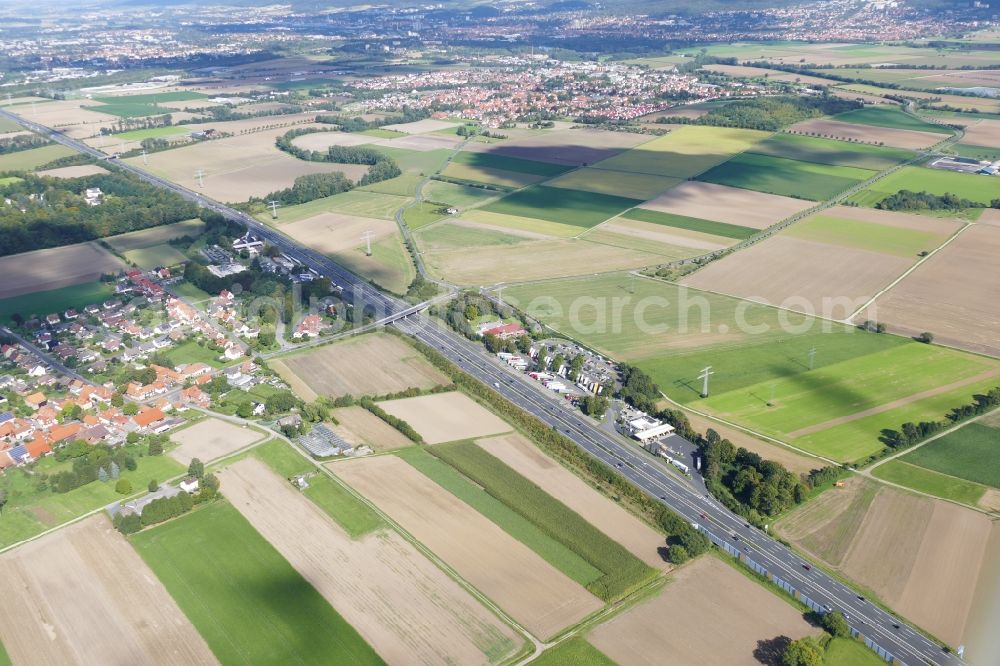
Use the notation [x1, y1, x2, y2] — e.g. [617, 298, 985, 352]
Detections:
[329, 231, 415, 295]
[0, 116, 23, 132]
[698, 153, 876, 201]
[123, 244, 189, 270]
[591, 126, 768, 178]
[0, 447, 184, 549]
[430, 441, 656, 601]
[751, 133, 915, 170]
[623, 208, 757, 240]
[548, 168, 681, 200]
[261, 190, 409, 224]
[375, 146, 453, 174]
[222, 438, 385, 538]
[91, 103, 174, 118]
[361, 128, 406, 139]
[482, 185, 642, 228]
[783, 213, 947, 257]
[871, 460, 986, 506]
[403, 201, 449, 230]
[115, 126, 190, 141]
[95, 92, 207, 105]
[396, 447, 602, 586]
[417, 222, 533, 250]
[358, 172, 423, 197]
[132, 502, 384, 665]
[532, 638, 615, 666]
[0, 176, 23, 186]
[847, 165, 1000, 207]
[832, 107, 952, 134]
[422, 179, 500, 208]
[899, 419, 1000, 488]
[163, 339, 227, 368]
[0, 144, 75, 171]
[171, 280, 213, 306]
[951, 143, 1000, 161]
[503, 273, 998, 462]
[825, 637, 887, 666]
[0, 281, 115, 322]
[451, 151, 573, 177]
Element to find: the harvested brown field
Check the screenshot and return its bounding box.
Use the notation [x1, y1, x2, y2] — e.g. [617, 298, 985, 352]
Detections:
[789, 118, 943, 150]
[24, 99, 118, 131]
[104, 218, 206, 252]
[379, 392, 511, 444]
[778, 480, 994, 647]
[682, 235, 911, 318]
[280, 212, 398, 255]
[477, 433, 668, 568]
[463, 128, 647, 166]
[169, 417, 265, 466]
[703, 64, 838, 86]
[330, 406, 414, 450]
[0, 515, 216, 665]
[335, 454, 603, 639]
[377, 134, 461, 152]
[422, 236, 666, 285]
[271, 332, 450, 399]
[958, 118, 1000, 148]
[222, 458, 522, 664]
[979, 208, 1000, 227]
[0, 242, 125, 299]
[181, 112, 322, 135]
[124, 125, 368, 202]
[589, 555, 817, 666]
[34, 164, 108, 178]
[579, 228, 706, 261]
[640, 181, 813, 229]
[858, 224, 1000, 357]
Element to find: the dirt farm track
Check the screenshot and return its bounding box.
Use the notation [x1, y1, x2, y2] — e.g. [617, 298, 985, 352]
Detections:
[0, 515, 216, 665]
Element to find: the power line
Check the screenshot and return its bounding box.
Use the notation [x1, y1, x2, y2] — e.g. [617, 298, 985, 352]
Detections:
[698, 366, 714, 398]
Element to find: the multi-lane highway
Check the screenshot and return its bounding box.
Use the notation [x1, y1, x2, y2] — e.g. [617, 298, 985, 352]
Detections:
[4, 107, 959, 666]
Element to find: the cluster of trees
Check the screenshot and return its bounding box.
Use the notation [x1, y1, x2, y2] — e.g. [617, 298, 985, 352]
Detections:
[113, 458, 220, 534]
[579, 394, 610, 418]
[400, 329, 707, 557]
[779, 611, 852, 665]
[262, 171, 353, 206]
[619, 364, 661, 414]
[359, 397, 424, 443]
[0, 134, 50, 155]
[49, 442, 137, 494]
[701, 430, 811, 519]
[876, 189, 987, 211]
[657, 95, 860, 131]
[0, 172, 200, 256]
[273, 128, 401, 195]
[881, 385, 1000, 451]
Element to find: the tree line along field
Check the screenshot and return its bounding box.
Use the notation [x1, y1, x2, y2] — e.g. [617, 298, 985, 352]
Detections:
[502, 273, 1000, 462]
[848, 166, 1000, 208]
[696, 152, 877, 201]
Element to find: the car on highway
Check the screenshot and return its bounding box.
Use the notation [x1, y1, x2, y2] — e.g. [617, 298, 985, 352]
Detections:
[802, 564, 811, 571]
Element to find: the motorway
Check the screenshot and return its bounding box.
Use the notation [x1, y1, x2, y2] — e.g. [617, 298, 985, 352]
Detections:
[3, 107, 960, 666]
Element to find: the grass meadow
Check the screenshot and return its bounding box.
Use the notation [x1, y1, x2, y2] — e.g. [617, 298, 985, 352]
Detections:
[0, 281, 115, 322]
[502, 273, 999, 462]
[132, 502, 384, 665]
[451, 151, 573, 177]
[422, 179, 501, 208]
[482, 185, 642, 228]
[429, 441, 657, 602]
[115, 126, 190, 141]
[262, 191, 409, 224]
[871, 460, 986, 507]
[402, 201, 448, 230]
[0, 144, 75, 171]
[750, 133, 915, 170]
[899, 420, 1000, 488]
[122, 244, 188, 270]
[622, 208, 757, 240]
[848, 166, 1000, 207]
[831, 107, 951, 134]
[783, 213, 946, 258]
[532, 639, 615, 666]
[697, 153, 876, 200]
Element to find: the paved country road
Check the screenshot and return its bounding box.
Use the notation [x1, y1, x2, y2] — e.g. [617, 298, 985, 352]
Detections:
[2, 107, 961, 666]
